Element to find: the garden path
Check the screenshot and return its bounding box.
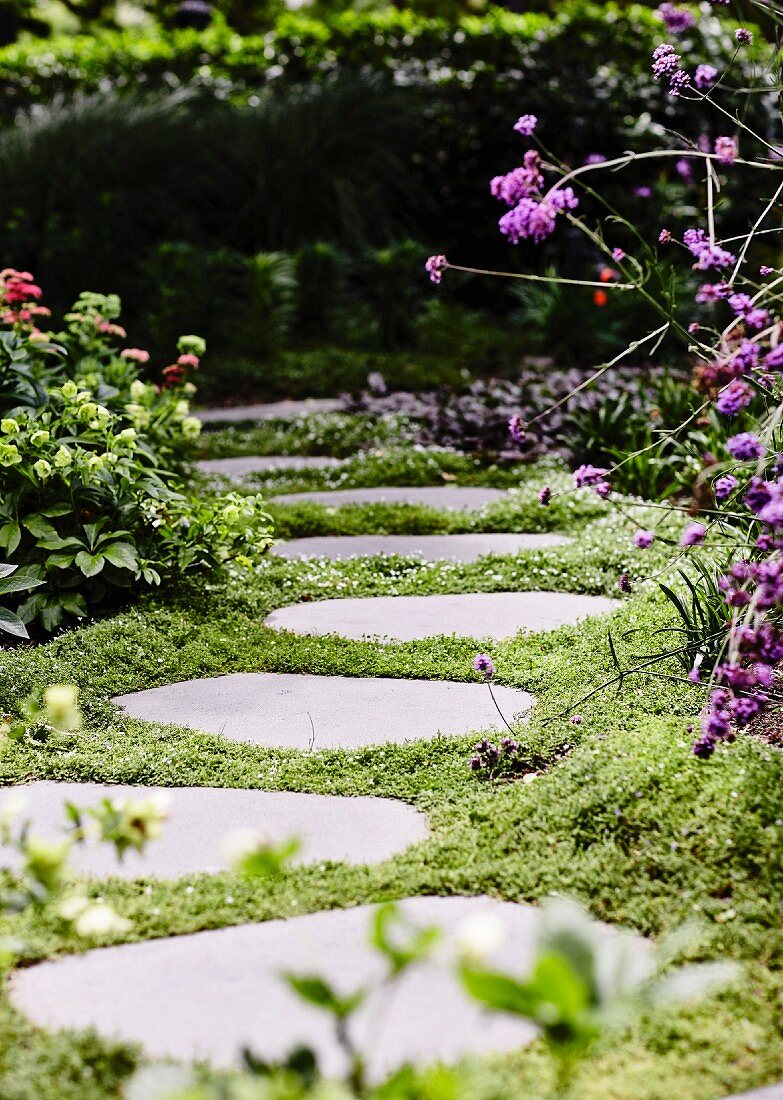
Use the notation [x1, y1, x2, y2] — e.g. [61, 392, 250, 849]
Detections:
[270, 485, 506, 509]
[12, 461, 635, 1081]
[113, 672, 534, 749]
[195, 399, 341, 422]
[0, 783, 427, 877]
[265, 591, 620, 643]
[271, 532, 571, 562]
[9, 896, 647, 1077]
[198, 455, 339, 479]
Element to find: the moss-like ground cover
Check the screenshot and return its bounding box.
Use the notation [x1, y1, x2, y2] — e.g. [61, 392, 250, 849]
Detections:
[0, 443, 780, 1100]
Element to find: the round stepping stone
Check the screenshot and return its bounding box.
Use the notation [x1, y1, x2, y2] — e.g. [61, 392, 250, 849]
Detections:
[0, 783, 427, 878]
[721, 1090, 783, 1100]
[270, 486, 506, 511]
[198, 456, 339, 481]
[113, 673, 534, 749]
[8, 897, 565, 1075]
[195, 399, 341, 423]
[272, 532, 571, 563]
[265, 592, 620, 643]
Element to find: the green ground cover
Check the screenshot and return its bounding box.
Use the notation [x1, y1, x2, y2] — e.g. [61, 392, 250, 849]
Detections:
[0, 448, 780, 1099]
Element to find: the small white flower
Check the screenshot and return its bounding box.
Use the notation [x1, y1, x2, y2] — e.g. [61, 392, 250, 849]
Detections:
[73, 902, 132, 938]
[454, 911, 507, 963]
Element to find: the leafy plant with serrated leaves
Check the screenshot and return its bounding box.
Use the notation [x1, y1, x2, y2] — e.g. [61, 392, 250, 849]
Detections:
[0, 561, 43, 639]
[0, 280, 273, 634]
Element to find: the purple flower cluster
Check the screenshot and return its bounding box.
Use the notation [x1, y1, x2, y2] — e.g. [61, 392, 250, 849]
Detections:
[715, 135, 737, 165]
[469, 735, 525, 779]
[425, 254, 448, 285]
[651, 43, 690, 95]
[683, 227, 736, 270]
[498, 187, 579, 245]
[573, 463, 611, 497]
[658, 3, 696, 33]
[728, 294, 769, 329]
[491, 116, 579, 245]
[694, 64, 717, 90]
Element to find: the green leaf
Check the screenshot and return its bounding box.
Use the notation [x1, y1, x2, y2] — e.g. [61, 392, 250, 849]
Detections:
[40, 602, 64, 634]
[58, 594, 88, 617]
[0, 563, 15, 578]
[101, 542, 139, 572]
[36, 536, 85, 552]
[0, 572, 45, 596]
[0, 522, 21, 554]
[459, 966, 540, 1018]
[22, 515, 58, 539]
[75, 551, 105, 577]
[0, 606, 29, 639]
[285, 974, 365, 1019]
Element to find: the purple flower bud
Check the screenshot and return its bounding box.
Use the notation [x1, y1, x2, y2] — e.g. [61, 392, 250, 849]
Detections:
[425, 254, 448, 285]
[634, 529, 655, 548]
[513, 114, 538, 136]
[538, 485, 552, 506]
[715, 136, 737, 164]
[680, 522, 707, 547]
[618, 573, 633, 593]
[735, 27, 753, 43]
[726, 432, 765, 460]
[473, 653, 495, 681]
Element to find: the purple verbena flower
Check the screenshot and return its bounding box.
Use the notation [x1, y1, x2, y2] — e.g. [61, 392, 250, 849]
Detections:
[573, 463, 609, 488]
[715, 379, 752, 416]
[680, 522, 707, 547]
[735, 27, 753, 43]
[538, 485, 552, 506]
[659, 228, 672, 243]
[726, 432, 765, 460]
[714, 474, 738, 500]
[612, 247, 626, 262]
[658, 3, 696, 33]
[760, 265, 774, 276]
[508, 414, 525, 443]
[425, 255, 448, 285]
[618, 573, 633, 593]
[473, 653, 495, 681]
[694, 64, 718, 90]
[715, 135, 737, 164]
[634, 529, 655, 548]
[513, 114, 538, 136]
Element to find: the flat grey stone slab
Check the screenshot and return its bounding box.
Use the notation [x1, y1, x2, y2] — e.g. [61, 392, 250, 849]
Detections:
[272, 533, 571, 563]
[9, 897, 551, 1074]
[722, 1089, 783, 1099]
[270, 486, 506, 511]
[0, 783, 426, 878]
[195, 399, 341, 423]
[113, 673, 534, 749]
[266, 592, 620, 643]
[198, 456, 339, 480]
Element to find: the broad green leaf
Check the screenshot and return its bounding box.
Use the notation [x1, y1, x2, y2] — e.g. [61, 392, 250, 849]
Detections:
[0, 522, 21, 554]
[101, 542, 139, 572]
[0, 607, 29, 639]
[0, 572, 45, 596]
[75, 551, 105, 578]
[22, 515, 58, 539]
[459, 966, 540, 1018]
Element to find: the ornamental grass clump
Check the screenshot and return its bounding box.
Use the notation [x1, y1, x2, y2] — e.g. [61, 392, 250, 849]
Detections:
[0, 270, 272, 635]
[428, 0, 783, 760]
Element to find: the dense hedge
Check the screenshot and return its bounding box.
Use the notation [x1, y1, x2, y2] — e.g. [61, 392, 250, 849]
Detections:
[0, 4, 740, 119]
[0, 1, 763, 388]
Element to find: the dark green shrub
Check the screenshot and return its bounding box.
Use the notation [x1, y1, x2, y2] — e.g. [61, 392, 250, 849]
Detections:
[293, 243, 346, 340]
[141, 242, 251, 365]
